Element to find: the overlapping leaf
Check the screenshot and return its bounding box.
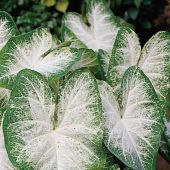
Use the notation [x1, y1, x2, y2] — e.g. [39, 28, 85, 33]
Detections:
[107, 27, 141, 100]
[98, 67, 163, 169]
[0, 11, 19, 106]
[0, 28, 81, 88]
[62, 0, 119, 53]
[3, 69, 105, 169]
[108, 28, 170, 101]
[138, 31, 170, 99]
[0, 11, 19, 50]
[71, 49, 99, 71]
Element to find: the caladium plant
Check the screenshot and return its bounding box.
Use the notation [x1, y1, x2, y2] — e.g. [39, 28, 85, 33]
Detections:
[0, 0, 170, 169]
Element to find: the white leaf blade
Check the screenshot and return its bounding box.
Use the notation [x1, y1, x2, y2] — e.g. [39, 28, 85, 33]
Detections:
[107, 27, 141, 100]
[3, 69, 105, 169]
[0, 28, 80, 87]
[138, 31, 170, 99]
[62, 0, 119, 53]
[99, 67, 163, 169]
[0, 11, 19, 50]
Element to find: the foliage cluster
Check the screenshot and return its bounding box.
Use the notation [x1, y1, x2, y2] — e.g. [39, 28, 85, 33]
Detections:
[0, 0, 170, 170]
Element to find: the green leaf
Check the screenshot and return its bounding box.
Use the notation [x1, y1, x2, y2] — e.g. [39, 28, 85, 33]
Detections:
[62, 0, 119, 53]
[3, 69, 105, 169]
[98, 66, 163, 169]
[0, 27, 80, 88]
[0, 11, 19, 50]
[138, 31, 170, 99]
[41, 0, 56, 7]
[115, 16, 135, 30]
[97, 49, 111, 78]
[128, 8, 139, 20]
[107, 27, 141, 101]
[71, 48, 99, 71]
[55, 0, 69, 13]
[134, 0, 142, 8]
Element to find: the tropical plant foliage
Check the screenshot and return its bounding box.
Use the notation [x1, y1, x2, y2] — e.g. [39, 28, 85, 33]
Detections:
[0, 0, 169, 169]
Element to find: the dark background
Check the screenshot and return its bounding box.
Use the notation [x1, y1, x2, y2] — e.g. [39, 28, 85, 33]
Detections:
[0, 0, 170, 46]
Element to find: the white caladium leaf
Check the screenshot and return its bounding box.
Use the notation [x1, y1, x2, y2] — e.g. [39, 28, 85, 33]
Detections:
[98, 67, 163, 169]
[108, 30, 170, 100]
[62, 0, 119, 53]
[0, 125, 14, 170]
[0, 28, 80, 88]
[107, 27, 141, 100]
[138, 31, 170, 99]
[0, 11, 19, 50]
[3, 69, 105, 169]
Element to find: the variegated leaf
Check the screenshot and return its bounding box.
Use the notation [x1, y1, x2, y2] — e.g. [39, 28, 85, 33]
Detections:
[97, 49, 111, 79]
[0, 125, 15, 170]
[98, 67, 163, 169]
[107, 27, 141, 100]
[0, 88, 10, 108]
[61, 27, 86, 49]
[3, 69, 105, 169]
[0, 28, 80, 88]
[0, 12, 18, 106]
[138, 31, 170, 99]
[62, 0, 119, 53]
[0, 11, 19, 50]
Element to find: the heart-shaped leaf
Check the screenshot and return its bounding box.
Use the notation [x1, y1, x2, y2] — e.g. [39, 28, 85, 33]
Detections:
[62, 0, 119, 53]
[3, 69, 105, 169]
[108, 29, 170, 100]
[138, 31, 170, 99]
[107, 27, 141, 100]
[98, 66, 163, 169]
[0, 28, 80, 88]
[0, 11, 19, 50]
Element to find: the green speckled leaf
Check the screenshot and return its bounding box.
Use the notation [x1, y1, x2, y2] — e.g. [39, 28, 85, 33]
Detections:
[138, 31, 170, 99]
[0, 11, 19, 50]
[0, 28, 80, 88]
[97, 49, 111, 79]
[71, 49, 99, 71]
[98, 66, 163, 169]
[62, 0, 119, 53]
[107, 27, 141, 100]
[3, 69, 105, 170]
